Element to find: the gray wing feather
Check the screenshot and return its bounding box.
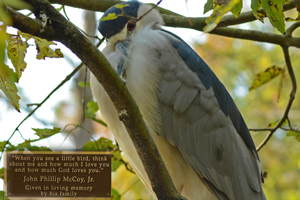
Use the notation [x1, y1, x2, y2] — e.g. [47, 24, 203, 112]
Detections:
[158, 30, 266, 200]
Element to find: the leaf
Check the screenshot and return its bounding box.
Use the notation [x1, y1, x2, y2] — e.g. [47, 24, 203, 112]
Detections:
[78, 81, 90, 87]
[286, 131, 300, 142]
[26, 145, 52, 151]
[251, 0, 285, 33]
[0, 0, 30, 25]
[0, 64, 20, 112]
[111, 188, 121, 200]
[7, 36, 27, 79]
[32, 127, 61, 139]
[85, 110, 107, 127]
[249, 65, 284, 91]
[268, 119, 288, 128]
[0, 26, 20, 111]
[111, 150, 123, 171]
[0, 168, 6, 185]
[83, 137, 123, 171]
[0, 141, 11, 151]
[231, 0, 243, 17]
[18, 31, 63, 60]
[0, 191, 9, 200]
[85, 100, 107, 126]
[83, 137, 115, 151]
[204, 0, 240, 32]
[87, 100, 99, 113]
[1, 0, 31, 10]
[35, 39, 63, 60]
[100, 13, 118, 21]
[204, 0, 214, 14]
[115, 4, 130, 9]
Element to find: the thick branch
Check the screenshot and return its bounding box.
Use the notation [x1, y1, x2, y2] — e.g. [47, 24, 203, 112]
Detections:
[48, 0, 300, 47]
[7, 2, 185, 199]
[48, 0, 182, 16]
[48, 0, 300, 27]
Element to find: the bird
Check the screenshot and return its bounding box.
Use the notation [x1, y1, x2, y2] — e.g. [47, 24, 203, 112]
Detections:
[90, 1, 266, 199]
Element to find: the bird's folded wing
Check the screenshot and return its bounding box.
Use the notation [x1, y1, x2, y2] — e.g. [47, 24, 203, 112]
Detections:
[158, 30, 266, 200]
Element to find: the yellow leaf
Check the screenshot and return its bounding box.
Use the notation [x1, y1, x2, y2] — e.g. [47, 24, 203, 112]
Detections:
[204, 0, 240, 32]
[115, 4, 130, 9]
[7, 36, 27, 79]
[249, 65, 284, 91]
[0, 64, 20, 112]
[18, 31, 63, 60]
[100, 13, 118, 21]
[34, 38, 63, 60]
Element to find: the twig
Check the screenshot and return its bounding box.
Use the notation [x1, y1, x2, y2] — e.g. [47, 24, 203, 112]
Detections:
[285, 22, 300, 37]
[256, 46, 297, 151]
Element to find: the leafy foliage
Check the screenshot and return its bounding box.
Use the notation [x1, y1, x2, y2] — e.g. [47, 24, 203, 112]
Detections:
[83, 137, 123, 171]
[0, 30, 63, 111]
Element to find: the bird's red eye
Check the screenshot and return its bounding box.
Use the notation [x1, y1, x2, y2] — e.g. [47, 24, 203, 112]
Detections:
[127, 23, 136, 31]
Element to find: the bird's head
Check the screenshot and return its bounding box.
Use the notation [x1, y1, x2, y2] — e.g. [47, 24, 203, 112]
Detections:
[98, 1, 164, 48]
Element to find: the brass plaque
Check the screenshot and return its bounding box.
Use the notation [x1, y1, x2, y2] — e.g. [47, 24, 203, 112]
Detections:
[5, 151, 111, 199]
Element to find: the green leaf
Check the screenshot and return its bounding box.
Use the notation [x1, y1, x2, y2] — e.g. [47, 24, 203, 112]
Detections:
[0, 0, 31, 25]
[268, 119, 288, 128]
[83, 137, 115, 151]
[249, 65, 284, 91]
[26, 145, 52, 151]
[78, 81, 90, 87]
[7, 36, 27, 79]
[83, 138, 124, 171]
[100, 13, 118, 21]
[251, 0, 285, 33]
[231, 0, 243, 17]
[0, 64, 20, 112]
[1, 0, 31, 10]
[85, 110, 107, 127]
[0, 191, 9, 200]
[286, 131, 300, 142]
[111, 188, 121, 200]
[0, 168, 4, 180]
[32, 127, 61, 139]
[111, 150, 123, 171]
[204, 0, 240, 32]
[0, 141, 11, 151]
[87, 100, 99, 113]
[204, 0, 214, 14]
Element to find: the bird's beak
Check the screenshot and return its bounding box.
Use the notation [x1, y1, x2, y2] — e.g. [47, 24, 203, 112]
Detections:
[115, 39, 130, 76]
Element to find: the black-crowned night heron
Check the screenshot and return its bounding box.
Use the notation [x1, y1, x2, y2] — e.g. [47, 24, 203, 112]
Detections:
[90, 1, 266, 199]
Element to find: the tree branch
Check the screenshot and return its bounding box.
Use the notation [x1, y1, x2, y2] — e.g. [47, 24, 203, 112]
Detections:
[6, 1, 185, 199]
[47, 0, 300, 48]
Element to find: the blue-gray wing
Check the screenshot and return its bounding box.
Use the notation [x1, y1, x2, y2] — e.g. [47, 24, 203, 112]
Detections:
[158, 30, 266, 200]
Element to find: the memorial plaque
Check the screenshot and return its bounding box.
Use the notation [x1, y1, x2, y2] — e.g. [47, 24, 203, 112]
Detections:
[5, 151, 111, 199]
